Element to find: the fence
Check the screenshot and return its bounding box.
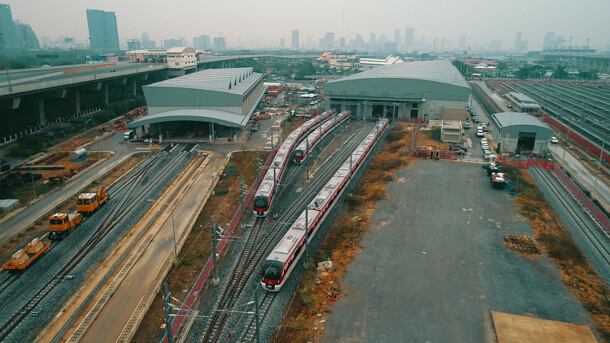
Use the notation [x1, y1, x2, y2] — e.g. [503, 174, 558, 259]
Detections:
[540, 111, 610, 162]
[552, 163, 610, 232]
[495, 156, 555, 170]
[160, 152, 274, 343]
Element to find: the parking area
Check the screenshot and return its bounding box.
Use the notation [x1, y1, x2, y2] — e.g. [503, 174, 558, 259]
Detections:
[322, 160, 592, 342]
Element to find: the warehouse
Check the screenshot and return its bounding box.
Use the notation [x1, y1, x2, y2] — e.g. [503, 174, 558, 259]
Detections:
[323, 60, 471, 121]
[489, 112, 553, 154]
[127, 67, 265, 142]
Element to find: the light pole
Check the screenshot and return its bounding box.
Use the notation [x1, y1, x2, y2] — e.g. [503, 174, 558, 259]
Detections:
[89, 37, 97, 80]
[0, 33, 12, 91]
[148, 199, 178, 262]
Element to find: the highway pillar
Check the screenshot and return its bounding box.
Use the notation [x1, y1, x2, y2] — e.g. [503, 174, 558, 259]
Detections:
[38, 98, 46, 126]
[104, 83, 109, 106]
[74, 89, 81, 114]
[133, 79, 137, 96]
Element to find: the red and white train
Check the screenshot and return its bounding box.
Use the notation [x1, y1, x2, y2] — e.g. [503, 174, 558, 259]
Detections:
[253, 110, 335, 217]
[293, 110, 351, 164]
[261, 119, 389, 291]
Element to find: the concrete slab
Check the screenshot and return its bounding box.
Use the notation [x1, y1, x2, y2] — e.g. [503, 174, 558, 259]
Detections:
[492, 311, 597, 343]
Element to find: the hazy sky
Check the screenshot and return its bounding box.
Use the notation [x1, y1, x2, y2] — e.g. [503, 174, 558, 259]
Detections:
[4, 0, 610, 50]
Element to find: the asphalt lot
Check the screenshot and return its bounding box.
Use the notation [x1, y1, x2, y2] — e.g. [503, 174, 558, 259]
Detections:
[322, 160, 592, 342]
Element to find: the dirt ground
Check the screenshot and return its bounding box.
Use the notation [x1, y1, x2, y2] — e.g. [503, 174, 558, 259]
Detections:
[133, 150, 267, 342]
[0, 156, 144, 270]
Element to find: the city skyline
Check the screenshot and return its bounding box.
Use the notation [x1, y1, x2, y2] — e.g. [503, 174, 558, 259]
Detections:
[1, 0, 610, 51]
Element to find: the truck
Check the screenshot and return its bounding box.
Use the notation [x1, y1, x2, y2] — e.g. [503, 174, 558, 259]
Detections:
[2, 238, 51, 271]
[76, 186, 109, 215]
[49, 212, 83, 240]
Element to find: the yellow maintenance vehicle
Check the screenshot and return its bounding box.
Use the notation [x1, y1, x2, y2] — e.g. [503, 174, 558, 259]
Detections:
[49, 212, 83, 240]
[2, 238, 51, 271]
[76, 186, 109, 215]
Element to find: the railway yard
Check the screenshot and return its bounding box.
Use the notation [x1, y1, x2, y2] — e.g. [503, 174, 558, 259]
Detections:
[0, 80, 609, 343]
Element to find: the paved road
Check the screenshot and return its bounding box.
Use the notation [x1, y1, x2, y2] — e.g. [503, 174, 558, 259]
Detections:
[322, 161, 590, 342]
[0, 131, 138, 246]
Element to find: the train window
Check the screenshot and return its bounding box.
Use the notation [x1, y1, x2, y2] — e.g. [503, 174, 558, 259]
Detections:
[254, 196, 268, 209]
[77, 200, 83, 205]
[84, 200, 90, 205]
[50, 219, 57, 225]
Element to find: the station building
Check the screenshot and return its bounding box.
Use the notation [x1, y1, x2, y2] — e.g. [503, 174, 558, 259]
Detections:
[489, 112, 553, 154]
[127, 67, 265, 142]
[323, 60, 471, 122]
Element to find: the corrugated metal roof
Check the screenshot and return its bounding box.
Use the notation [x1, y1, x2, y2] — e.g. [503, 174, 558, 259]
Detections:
[327, 60, 468, 88]
[492, 112, 550, 129]
[145, 67, 260, 95]
[509, 92, 537, 104]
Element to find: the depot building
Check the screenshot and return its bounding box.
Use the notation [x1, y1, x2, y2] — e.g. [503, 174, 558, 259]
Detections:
[323, 60, 471, 121]
[489, 112, 553, 154]
[127, 67, 265, 142]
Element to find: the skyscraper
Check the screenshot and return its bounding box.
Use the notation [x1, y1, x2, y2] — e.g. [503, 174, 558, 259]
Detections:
[543, 32, 555, 50]
[291, 30, 299, 49]
[127, 39, 141, 51]
[324, 33, 335, 50]
[193, 35, 211, 50]
[514, 32, 522, 52]
[141, 32, 150, 49]
[404, 27, 414, 49]
[458, 35, 466, 50]
[280, 38, 285, 48]
[213, 37, 226, 51]
[86, 9, 120, 52]
[0, 4, 17, 48]
[394, 29, 401, 49]
[14, 21, 39, 49]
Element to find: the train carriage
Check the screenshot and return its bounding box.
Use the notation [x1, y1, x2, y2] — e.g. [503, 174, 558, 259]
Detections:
[294, 111, 351, 164]
[262, 119, 389, 291]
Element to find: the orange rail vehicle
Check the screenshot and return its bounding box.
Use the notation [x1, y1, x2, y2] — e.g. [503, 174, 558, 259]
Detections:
[49, 212, 83, 240]
[76, 186, 109, 215]
[2, 238, 51, 271]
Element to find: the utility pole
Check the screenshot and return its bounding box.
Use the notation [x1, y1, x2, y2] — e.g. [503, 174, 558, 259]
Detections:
[240, 174, 245, 228]
[211, 216, 220, 286]
[306, 136, 310, 182]
[163, 282, 174, 343]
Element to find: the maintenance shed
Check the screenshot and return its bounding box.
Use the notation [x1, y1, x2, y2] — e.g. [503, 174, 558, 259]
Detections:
[323, 60, 471, 121]
[490, 112, 553, 154]
[127, 67, 265, 142]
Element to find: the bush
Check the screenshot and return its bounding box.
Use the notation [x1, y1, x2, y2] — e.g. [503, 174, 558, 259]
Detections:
[9, 134, 46, 157]
[548, 234, 586, 267]
[426, 127, 442, 141]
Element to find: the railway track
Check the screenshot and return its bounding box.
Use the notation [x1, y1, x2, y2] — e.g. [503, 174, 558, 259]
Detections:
[0, 146, 192, 341]
[200, 123, 378, 343]
[527, 158, 610, 267]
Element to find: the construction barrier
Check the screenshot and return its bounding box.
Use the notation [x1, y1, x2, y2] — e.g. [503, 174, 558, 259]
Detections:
[495, 157, 555, 170]
[540, 111, 610, 162]
[160, 152, 273, 343]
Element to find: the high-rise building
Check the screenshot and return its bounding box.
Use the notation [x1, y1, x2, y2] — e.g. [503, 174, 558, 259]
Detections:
[141, 32, 150, 49]
[164, 39, 182, 49]
[193, 35, 210, 50]
[514, 32, 522, 52]
[354, 34, 365, 49]
[280, 38, 285, 48]
[291, 30, 299, 49]
[394, 29, 401, 49]
[404, 27, 414, 49]
[14, 21, 39, 49]
[459, 35, 466, 50]
[86, 9, 120, 52]
[339, 37, 345, 47]
[213, 37, 226, 51]
[489, 40, 502, 51]
[0, 4, 17, 48]
[543, 32, 555, 50]
[324, 33, 335, 50]
[127, 39, 141, 51]
[369, 33, 377, 50]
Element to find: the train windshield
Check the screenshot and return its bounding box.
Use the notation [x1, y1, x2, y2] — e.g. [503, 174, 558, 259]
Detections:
[294, 150, 303, 158]
[254, 196, 268, 209]
[50, 219, 58, 225]
[262, 260, 283, 281]
[77, 199, 83, 205]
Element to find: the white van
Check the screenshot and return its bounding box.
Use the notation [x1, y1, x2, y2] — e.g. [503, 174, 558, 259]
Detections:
[123, 130, 134, 140]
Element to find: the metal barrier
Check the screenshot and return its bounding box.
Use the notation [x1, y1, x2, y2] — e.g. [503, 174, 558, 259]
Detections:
[552, 163, 610, 232]
[160, 152, 273, 343]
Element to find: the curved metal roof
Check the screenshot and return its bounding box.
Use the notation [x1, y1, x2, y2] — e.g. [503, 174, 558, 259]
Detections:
[492, 112, 551, 130]
[327, 60, 468, 88]
[127, 108, 251, 129]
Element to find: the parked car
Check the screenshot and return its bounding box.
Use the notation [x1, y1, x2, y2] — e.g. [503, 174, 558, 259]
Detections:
[482, 143, 490, 150]
[473, 117, 480, 123]
[464, 123, 470, 129]
[481, 138, 488, 144]
[550, 136, 559, 144]
[450, 145, 468, 152]
[477, 130, 484, 137]
[482, 126, 489, 132]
